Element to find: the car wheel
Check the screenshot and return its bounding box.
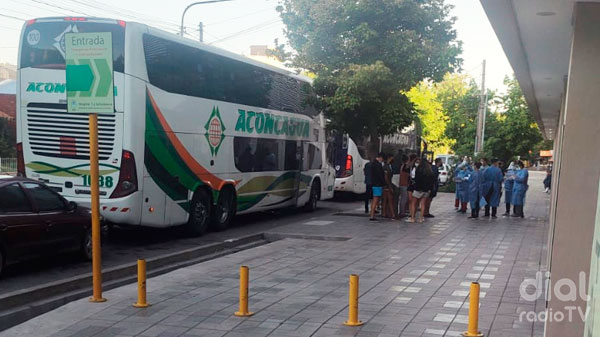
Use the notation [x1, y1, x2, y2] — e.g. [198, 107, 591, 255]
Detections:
[80, 228, 93, 261]
[305, 180, 320, 212]
[211, 187, 236, 231]
[186, 188, 211, 236]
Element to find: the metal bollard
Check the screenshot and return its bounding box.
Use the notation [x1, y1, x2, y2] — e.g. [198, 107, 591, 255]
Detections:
[462, 282, 483, 336]
[344, 274, 364, 326]
[133, 259, 150, 308]
[234, 266, 253, 317]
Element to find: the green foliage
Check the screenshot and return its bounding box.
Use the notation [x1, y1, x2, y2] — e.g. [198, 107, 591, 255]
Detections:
[483, 76, 544, 162]
[436, 74, 481, 157]
[406, 77, 459, 155]
[277, 0, 462, 150]
[266, 38, 291, 63]
[0, 118, 16, 157]
[313, 62, 413, 140]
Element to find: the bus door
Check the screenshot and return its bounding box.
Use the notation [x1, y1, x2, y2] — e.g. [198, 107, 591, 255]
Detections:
[293, 141, 304, 207]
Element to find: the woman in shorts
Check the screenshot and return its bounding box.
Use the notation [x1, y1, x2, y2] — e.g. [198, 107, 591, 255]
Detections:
[408, 158, 435, 223]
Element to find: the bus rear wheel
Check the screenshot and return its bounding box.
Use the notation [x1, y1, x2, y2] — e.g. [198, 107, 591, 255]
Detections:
[211, 187, 236, 231]
[187, 189, 211, 236]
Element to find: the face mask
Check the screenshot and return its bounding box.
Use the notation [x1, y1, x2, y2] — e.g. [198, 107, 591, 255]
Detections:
[415, 163, 420, 167]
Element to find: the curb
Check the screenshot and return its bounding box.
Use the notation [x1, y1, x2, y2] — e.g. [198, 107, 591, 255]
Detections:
[0, 233, 267, 332]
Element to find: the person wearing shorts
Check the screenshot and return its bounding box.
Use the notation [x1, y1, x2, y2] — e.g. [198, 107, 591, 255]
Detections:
[369, 153, 386, 221]
[407, 158, 435, 223]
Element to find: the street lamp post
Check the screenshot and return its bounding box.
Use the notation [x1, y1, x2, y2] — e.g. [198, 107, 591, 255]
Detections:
[180, 0, 234, 36]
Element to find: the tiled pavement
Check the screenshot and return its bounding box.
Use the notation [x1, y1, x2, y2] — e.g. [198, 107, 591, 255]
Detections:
[1, 172, 549, 337]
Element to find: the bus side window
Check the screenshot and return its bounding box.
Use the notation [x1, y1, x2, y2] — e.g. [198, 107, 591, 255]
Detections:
[284, 141, 299, 171]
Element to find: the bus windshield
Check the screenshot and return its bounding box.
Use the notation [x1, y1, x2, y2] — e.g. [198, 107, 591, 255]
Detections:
[20, 19, 124, 72]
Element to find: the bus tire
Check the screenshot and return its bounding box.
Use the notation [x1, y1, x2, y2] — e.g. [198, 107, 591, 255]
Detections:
[187, 188, 211, 236]
[305, 179, 320, 212]
[211, 186, 236, 231]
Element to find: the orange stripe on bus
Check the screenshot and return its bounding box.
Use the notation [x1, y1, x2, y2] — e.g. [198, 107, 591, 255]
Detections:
[146, 89, 227, 190]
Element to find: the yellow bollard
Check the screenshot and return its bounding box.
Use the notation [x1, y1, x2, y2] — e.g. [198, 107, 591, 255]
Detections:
[234, 266, 253, 317]
[88, 114, 106, 303]
[463, 282, 483, 337]
[344, 274, 364, 326]
[133, 259, 150, 308]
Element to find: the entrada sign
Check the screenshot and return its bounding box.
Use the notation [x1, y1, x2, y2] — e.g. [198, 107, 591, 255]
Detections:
[65, 32, 114, 114]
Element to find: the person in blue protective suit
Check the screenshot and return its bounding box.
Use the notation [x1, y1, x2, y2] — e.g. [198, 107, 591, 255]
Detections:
[455, 161, 472, 214]
[511, 161, 529, 218]
[503, 162, 516, 216]
[481, 158, 503, 218]
[467, 162, 483, 218]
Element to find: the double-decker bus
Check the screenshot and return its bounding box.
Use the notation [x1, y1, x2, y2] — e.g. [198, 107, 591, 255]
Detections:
[16, 17, 335, 235]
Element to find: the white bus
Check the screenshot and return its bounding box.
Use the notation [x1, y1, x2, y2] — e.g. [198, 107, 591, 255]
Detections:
[333, 126, 420, 195]
[16, 17, 335, 235]
[333, 135, 369, 194]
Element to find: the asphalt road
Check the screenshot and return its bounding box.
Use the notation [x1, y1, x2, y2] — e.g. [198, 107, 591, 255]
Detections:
[0, 196, 364, 296]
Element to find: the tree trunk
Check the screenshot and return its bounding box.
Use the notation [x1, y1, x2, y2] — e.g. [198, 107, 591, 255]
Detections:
[366, 134, 380, 161]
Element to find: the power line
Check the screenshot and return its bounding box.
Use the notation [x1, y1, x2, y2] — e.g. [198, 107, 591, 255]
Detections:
[210, 19, 281, 44]
[203, 6, 276, 27]
[0, 13, 27, 21]
[8, 0, 66, 16]
[30, 0, 91, 16]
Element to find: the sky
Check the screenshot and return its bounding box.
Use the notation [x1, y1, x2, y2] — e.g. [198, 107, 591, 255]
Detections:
[0, 0, 514, 91]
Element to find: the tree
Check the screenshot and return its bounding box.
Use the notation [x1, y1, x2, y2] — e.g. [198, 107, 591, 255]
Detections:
[266, 38, 291, 63]
[0, 118, 16, 157]
[406, 79, 455, 155]
[277, 0, 462, 153]
[437, 74, 481, 157]
[483, 76, 544, 162]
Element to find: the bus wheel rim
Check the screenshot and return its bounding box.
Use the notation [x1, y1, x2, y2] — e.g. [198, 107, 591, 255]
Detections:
[195, 202, 208, 224]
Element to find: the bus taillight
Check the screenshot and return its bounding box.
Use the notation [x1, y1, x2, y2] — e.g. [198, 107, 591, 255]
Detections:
[26, 19, 36, 26]
[341, 154, 353, 178]
[110, 150, 138, 198]
[16, 142, 25, 176]
[64, 17, 87, 22]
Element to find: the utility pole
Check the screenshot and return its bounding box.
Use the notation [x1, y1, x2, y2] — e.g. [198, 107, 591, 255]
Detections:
[198, 22, 203, 42]
[179, 0, 234, 36]
[475, 59, 487, 155]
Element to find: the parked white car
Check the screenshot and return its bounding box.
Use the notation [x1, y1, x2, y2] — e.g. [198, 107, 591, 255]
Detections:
[438, 163, 451, 185]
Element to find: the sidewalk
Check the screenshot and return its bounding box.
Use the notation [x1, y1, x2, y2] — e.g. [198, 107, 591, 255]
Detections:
[1, 172, 549, 337]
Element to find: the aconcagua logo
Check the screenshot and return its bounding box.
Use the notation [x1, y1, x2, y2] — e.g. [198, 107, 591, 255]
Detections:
[26, 82, 66, 93]
[204, 106, 226, 156]
[235, 109, 310, 138]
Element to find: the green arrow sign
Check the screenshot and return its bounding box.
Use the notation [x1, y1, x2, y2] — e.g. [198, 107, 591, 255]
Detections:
[65, 32, 114, 114]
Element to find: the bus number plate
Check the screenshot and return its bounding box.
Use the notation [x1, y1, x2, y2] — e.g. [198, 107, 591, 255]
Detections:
[82, 175, 114, 188]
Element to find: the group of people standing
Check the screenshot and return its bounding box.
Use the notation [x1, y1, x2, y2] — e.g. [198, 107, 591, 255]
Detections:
[364, 152, 442, 223]
[454, 158, 529, 219]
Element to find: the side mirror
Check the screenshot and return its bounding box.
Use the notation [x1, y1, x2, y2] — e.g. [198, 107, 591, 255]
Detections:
[67, 201, 77, 212]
